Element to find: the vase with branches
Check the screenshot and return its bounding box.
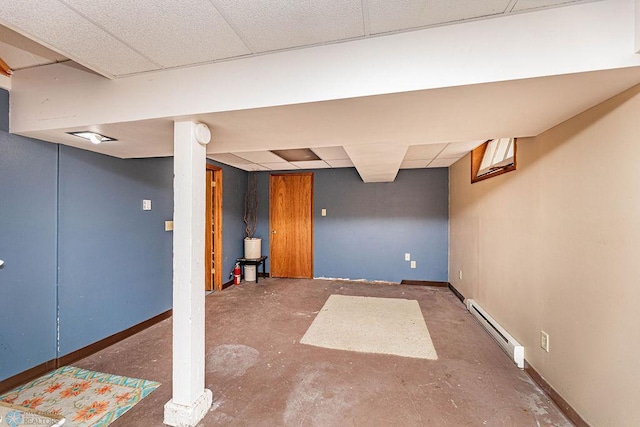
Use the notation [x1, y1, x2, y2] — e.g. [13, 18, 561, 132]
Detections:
[243, 172, 262, 281]
[244, 171, 259, 239]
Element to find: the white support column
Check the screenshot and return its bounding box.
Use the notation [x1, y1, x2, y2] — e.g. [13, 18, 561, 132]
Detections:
[164, 121, 212, 427]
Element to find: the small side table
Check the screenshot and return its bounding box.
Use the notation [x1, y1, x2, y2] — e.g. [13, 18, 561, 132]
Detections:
[236, 256, 268, 283]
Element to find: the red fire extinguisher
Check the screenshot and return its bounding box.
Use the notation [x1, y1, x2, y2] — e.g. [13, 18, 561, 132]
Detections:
[234, 263, 241, 285]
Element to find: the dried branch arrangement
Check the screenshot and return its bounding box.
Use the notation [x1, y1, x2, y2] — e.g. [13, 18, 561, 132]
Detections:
[244, 171, 259, 239]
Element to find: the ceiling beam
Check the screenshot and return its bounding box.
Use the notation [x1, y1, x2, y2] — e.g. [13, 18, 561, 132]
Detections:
[9, 0, 640, 135]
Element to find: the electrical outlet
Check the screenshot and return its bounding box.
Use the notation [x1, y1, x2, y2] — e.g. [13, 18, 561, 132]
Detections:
[142, 199, 152, 211]
[410, 261, 416, 269]
[541, 331, 550, 352]
[405, 253, 411, 261]
[459, 270, 463, 280]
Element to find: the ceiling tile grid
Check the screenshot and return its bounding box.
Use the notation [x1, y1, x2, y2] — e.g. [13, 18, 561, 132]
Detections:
[428, 157, 459, 168]
[290, 160, 330, 169]
[230, 163, 271, 171]
[367, 0, 512, 35]
[400, 159, 431, 169]
[261, 162, 300, 171]
[437, 140, 486, 158]
[232, 151, 284, 163]
[0, 0, 599, 79]
[404, 143, 448, 160]
[61, 0, 251, 68]
[208, 153, 251, 164]
[210, 0, 365, 53]
[512, 0, 588, 12]
[0, 0, 158, 77]
[325, 159, 354, 168]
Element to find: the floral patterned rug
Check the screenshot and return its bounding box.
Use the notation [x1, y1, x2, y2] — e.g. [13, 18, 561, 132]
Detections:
[0, 366, 160, 426]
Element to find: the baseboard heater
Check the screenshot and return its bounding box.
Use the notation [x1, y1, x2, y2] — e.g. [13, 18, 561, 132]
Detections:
[465, 299, 524, 369]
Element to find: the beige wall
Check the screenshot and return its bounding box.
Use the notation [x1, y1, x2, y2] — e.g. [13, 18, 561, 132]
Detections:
[449, 84, 640, 426]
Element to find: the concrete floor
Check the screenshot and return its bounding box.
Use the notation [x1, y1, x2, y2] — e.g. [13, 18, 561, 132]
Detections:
[76, 279, 572, 426]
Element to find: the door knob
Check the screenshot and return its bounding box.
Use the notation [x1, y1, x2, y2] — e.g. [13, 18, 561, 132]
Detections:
[272, 230, 277, 234]
[0, 260, 4, 267]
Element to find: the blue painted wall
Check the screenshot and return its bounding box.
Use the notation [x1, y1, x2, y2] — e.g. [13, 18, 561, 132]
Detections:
[57, 147, 173, 354]
[0, 89, 8, 132]
[255, 168, 449, 282]
[0, 91, 58, 380]
[1, 88, 175, 379]
[206, 160, 247, 281]
[1, 81, 447, 380]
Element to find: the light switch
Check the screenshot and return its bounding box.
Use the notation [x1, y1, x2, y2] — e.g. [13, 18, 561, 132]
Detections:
[143, 199, 152, 211]
[321, 209, 327, 217]
[165, 221, 174, 231]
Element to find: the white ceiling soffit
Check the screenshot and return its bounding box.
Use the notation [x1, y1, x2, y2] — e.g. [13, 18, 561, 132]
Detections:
[0, 0, 598, 79]
[23, 66, 640, 182]
[344, 143, 408, 183]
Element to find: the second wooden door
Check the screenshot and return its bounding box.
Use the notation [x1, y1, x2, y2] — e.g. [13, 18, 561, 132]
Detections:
[270, 173, 313, 278]
[205, 166, 223, 291]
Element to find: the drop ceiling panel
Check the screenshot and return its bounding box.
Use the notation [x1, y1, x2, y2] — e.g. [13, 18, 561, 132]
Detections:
[0, 1, 158, 77]
[290, 160, 330, 169]
[311, 146, 349, 160]
[400, 159, 432, 169]
[232, 151, 284, 163]
[325, 159, 354, 168]
[208, 153, 252, 164]
[368, 0, 512, 35]
[512, 0, 586, 12]
[62, 0, 251, 68]
[0, 0, 600, 79]
[438, 140, 486, 158]
[261, 162, 300, 170]
[428, 157, 459, 167]
[404, 143, 448, 160]
[211, 0, 364, 52]
[233, 163, 271, 171]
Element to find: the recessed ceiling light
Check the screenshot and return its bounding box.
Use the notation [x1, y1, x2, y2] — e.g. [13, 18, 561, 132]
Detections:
[67, 131, 117, 145]
[271, 148, 320, 162]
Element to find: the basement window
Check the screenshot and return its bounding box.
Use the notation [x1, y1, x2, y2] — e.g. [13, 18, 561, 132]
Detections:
[471, 138, 517, 183]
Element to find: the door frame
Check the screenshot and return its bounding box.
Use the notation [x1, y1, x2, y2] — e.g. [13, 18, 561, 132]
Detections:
[205, 164, 223, 291]
[269, 172, 314, 278]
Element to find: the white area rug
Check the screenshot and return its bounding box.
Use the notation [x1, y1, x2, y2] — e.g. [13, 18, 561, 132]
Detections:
[300, 295, 438, 360]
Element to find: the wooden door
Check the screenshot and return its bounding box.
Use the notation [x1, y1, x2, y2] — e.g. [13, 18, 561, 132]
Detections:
[270, 173, 313, 278]
[205, 165, 223, 291]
